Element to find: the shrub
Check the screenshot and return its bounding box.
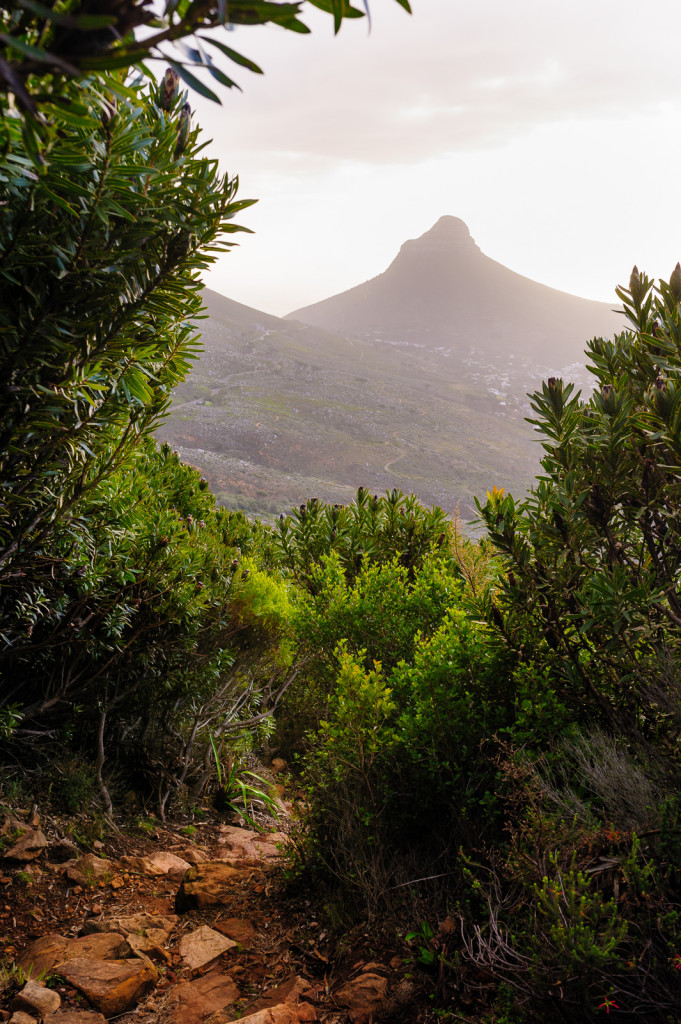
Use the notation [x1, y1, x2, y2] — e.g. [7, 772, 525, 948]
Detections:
[295, 550, 512, 914]
[477, 266, 681, 742]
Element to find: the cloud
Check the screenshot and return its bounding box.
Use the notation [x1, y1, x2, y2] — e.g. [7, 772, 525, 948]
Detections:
[193, 0, 681, 166]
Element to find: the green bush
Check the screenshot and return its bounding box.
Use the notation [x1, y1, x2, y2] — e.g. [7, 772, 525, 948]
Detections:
[292, 540, 512, 913]
[478, 266, 681, 740]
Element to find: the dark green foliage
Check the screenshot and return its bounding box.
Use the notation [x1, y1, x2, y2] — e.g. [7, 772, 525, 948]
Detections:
[273, 490, 457, 749]
[455, 764, 681, 1023]
[451, 269, 681, 1021]
[478, 268, 681, 738]
[3, 437, 292, 811]
[283, 504, 512, 913]
[275, 486, 449, 594]
[0, 72, 297, 812]
[0, 71, 252, 579]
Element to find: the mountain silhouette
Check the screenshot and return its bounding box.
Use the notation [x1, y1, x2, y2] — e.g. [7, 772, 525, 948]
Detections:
[287, 216, 622, 365]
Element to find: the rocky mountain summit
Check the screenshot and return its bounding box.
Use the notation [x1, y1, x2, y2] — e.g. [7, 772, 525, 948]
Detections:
[160, 217, 624, 518]
[288, 215, 622, 365]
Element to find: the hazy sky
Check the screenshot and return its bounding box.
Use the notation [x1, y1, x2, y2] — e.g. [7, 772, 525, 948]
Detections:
[189, 0, 681, 317]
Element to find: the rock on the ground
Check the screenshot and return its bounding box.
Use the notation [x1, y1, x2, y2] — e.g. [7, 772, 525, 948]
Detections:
[18, 933, 131, 977]
[3, 829, 47, 862]
[215, 827, 286, 865]
[335, 973, 388, 1023]
[65, 855, 114, 887]
[8, 1012, 38, 1024]
[10, 980, 61, 1017]
[381, 979, 418, 1019]
[172, 845, 208, 865]
[57, 958, 157, 1018]
[245, 976, 317, 1015]
[206, 1004, 316, 1024]
[44, 1014, 106, 1023]
[118, 851, 190, 879]
[175, 862, 246, 912]
[81, 912, 177, 960]
[164, 972, 239, 1024]
[179, 925, 236, 969]
[213, 918, 256, 946]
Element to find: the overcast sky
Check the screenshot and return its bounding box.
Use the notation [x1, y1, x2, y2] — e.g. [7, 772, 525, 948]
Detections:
[188, 0, 681, 317]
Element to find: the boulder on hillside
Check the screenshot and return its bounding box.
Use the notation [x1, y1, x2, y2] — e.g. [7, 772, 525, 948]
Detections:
[213, 918, 257, 946]
[205, 1003, 316, 1024]
[175, 862, 246, 912]
[65, 855, 114, 887]
[10, 979, 61, 1017]
[44, 1014, 106, 1024]
[164, 972, 240, 1024]
[3, 829, 47, 862]
[80, 912, 178, 960]
[118, 851, 190, 879]
[18, 933, 131, 977]
[81, 912, 177, 942]
[175, 845, 208, 865]
[335, 973, 388, 1023]
[178, 925, 236, 969]
[215, 827, 285, 865]
[244, 976, 318, 1016]
[57, 958, 157, 1018]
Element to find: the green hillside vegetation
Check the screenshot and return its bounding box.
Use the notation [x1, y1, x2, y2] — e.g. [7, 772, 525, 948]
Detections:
[158, 289, 542, 518]
[3, 15, 681, 1024]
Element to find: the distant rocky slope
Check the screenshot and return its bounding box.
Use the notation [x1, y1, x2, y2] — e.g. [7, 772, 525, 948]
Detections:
[158, 219, 623, 519]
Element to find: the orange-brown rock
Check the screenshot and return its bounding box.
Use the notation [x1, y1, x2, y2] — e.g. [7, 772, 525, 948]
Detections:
[177, 846, 208, 865]
[174, 862, 246, 912]
[3, 829, 47, 862]
[10, 979, 61, 1016]
[118, 851, 190, 879]
[18, 933, 130, 977]
[179, 926, 236, 969]
[206, 1004, 316, 1024]
[57, 958, 157, 1018]
[8, 1012, 37, 1024]
[335, 973, 388, 1023]
[44, 1014, 106, 1023]
[65, 855, 114, 887]
[81, 912, 177, 944]
[213, 918, 256, 946]
[215, 827, 286, 865]
[165, 972, 239, 1024]
[245, 976, 317, 1015]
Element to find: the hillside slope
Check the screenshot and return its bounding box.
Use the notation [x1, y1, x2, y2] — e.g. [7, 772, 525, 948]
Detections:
[157, 288, 541, 518]
[159, 221, 622, 518]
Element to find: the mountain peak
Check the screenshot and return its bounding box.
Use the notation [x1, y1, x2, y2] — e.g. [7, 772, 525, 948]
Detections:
[401, 216, 480, 255]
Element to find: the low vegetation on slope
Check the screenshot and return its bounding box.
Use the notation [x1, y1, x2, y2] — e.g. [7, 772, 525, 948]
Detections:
[2, 34, 681, 1024]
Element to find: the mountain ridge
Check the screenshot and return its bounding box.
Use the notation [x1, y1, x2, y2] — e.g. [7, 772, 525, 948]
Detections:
[287, 216, 622, 366]
[159, 219, 623, 518]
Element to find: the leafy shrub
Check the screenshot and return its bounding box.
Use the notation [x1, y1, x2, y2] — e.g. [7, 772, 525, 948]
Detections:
[295, 547, 512, 913]
[275, 487, 449, 594]
[458, 772, 681, 1023]
[2, 436, 293, 814]
[477, 266, 681, 740]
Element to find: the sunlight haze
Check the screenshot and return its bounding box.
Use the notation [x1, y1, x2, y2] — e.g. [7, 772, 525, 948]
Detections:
[190, 0, 681, 316]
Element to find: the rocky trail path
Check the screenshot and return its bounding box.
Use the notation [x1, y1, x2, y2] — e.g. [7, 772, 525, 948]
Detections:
[0, 796, 422, 1024]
